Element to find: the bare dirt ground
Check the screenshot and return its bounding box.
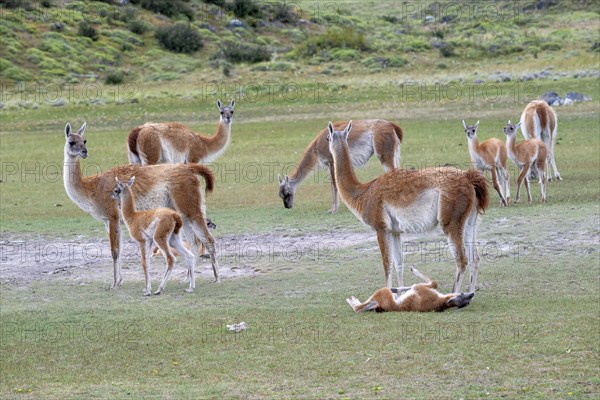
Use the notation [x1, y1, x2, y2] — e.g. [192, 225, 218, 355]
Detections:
[0, 230, 376, 286]
[2, 212, 598, 289]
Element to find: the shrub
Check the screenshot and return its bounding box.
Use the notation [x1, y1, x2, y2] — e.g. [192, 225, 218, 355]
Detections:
[128, 20, 153, 35]
[105, 70, 124, 85]
[220, 41, 271, 63]
[439, 43, 456, 57]
[78, 21, 99, 41]
[203, 0, 226, 6]
[227, 0, 262, 19]
[155, 23, 203, 54]
[298, 26, 369, 57]
[140, 0, 193, 20]
[270, 3, 299, 24]
[329, 48, 359, 61]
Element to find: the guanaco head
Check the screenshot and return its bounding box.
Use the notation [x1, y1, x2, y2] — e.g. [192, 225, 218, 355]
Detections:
[64, 122, 88, 159]
[278, 175, 294, 209]
[446, 292, 475, 310]
[110, 176, 135, 207]
[326, 120, 353, 151]
[502, 120, 521, 138]
[462, 120, 480, 139]
[217, 99, 235, 124]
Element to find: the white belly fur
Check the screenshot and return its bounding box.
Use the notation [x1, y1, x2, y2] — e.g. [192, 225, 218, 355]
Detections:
[383, 189, 440, 233]
[159, 137, 189, 164]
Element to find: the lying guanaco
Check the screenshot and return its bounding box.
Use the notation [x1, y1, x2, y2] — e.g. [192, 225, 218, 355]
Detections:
[346, 267, 475, 313]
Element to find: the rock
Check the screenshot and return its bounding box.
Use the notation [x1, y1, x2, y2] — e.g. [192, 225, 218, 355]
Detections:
[521, 73, 536, 81]
[228, 19, 245, 28]
[490, 72, 511, 82]
[226, 322, 248, 333]
[424, 15, 435, 24]
[51, 99, 68, 107]
[565, 92, 591, 102]
[539, 91, 562, 106]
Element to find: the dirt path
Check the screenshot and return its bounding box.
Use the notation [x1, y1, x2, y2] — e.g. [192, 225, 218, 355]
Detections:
[1, 215, 598, 287]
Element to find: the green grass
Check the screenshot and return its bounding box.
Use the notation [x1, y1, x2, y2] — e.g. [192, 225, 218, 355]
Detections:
[1, 1, 599, 398]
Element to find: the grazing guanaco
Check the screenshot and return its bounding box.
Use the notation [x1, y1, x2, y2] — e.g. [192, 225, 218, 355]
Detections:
[347, 267, 475, 313]
[111, 177, 196, 295]
[327, 121, 488, 292]
[503, 120, 548, 204]
[63, 122, 219, 289]
[520, 100, 561, 180]
[463, 120, 510, 206]
[127, 99, 235, 165]
[278, 119, 403, 213]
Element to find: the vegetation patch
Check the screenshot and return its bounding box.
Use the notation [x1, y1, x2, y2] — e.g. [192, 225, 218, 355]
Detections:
[155, 23, 204, 54]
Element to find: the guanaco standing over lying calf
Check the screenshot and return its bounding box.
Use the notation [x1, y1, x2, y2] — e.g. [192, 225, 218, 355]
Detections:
[327, 121, 488, 292]
[347, 267, 475, 313]
[111, 177, 196, 295]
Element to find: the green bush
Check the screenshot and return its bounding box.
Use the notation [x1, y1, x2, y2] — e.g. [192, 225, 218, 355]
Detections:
[329, 48, 359, 61]
[105, 70, 124, 85]
[203, 0, 226, 7]
[128, 20, 153, 35]
[78, 21, 99, 41]
[220, 41, 271, 63]
[155, 23, 203, 54]
[298, 27, 369, 57]
[439, 43, 456, 57]
[140, 0, 193, 19]
[227, 0, 262, 19]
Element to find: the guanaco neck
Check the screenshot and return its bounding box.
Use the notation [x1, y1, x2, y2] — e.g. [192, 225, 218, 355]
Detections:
[467, 134, 480, 155]
[330, 141, 368, 202]
[505, 134, 520, 162]
[118, 187, 138, 226]
[288, 140, 319, 188]
[202, 119, 231, 156]
[63, 147, 93, 210]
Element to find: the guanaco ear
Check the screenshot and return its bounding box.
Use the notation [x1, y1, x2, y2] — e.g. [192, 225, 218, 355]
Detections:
[327, 121, 335, 140]
[343, 120, 352, 139]
[515, 122, 521, 128]
[462, 120, 467, 130]
[229, 99, 235, 108]
[127, 176, 136, 187]
[65, 123, 72, 138]
[474, 120, 480, 129]
[508, 120, 512, 125]
[77, 122, 87, 136]
[278, 174, 283, 184]
[217, 99, 222, 110]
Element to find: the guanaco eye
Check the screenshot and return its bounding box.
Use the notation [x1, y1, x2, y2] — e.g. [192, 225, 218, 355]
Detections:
[69, 141, 75, 146]
[230, 110, 234, 114]
[83, 140, 87, 144]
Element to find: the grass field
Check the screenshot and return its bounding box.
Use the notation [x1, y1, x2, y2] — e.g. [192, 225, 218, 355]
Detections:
[1, 1, 600, 399]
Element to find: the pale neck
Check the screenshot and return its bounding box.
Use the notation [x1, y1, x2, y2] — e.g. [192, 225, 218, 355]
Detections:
[119, 188, 137, 223]
[288, 143, 319, 186]
[331, 143, 364, 198]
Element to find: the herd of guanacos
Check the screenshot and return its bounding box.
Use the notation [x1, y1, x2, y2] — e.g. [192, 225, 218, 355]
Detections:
[62, 98, 560, 313]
